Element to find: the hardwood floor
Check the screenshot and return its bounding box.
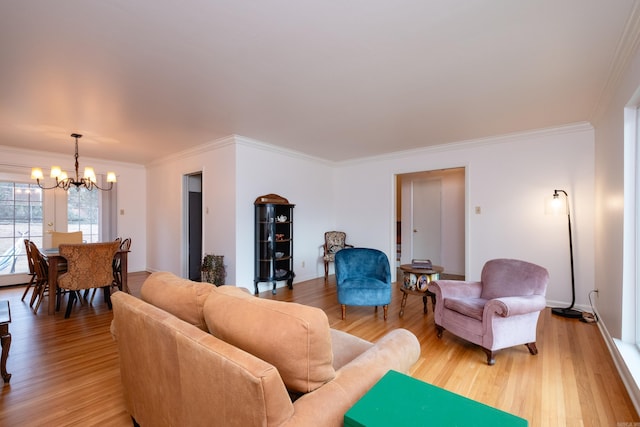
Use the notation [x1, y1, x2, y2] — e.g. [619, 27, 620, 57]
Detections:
[0, 272, 638, 426]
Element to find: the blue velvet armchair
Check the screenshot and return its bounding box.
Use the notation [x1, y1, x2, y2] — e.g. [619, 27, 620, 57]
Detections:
[334, 248, 392, 320]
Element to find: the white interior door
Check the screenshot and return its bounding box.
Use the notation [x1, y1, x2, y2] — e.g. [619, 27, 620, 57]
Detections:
[411, 178, 442, 263]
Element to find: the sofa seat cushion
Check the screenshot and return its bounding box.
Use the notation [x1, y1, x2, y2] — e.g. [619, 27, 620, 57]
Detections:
[204, 285, 335, 393]
[140, 271, 216, 331]
[443, 297, 487, 321]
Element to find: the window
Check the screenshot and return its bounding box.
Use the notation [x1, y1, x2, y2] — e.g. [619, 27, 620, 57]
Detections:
[0, 181, 43, 274]
[67, 187, 99, 243]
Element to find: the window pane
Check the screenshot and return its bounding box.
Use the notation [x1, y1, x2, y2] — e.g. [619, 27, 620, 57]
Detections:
[0, 181, 43, 275]
[68, 187, 99, 243]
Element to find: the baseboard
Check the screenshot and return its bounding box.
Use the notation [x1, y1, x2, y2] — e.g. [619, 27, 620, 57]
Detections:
[595, 311, 640, 415]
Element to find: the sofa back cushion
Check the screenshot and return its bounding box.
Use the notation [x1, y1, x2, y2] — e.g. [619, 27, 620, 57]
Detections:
[140, 272, 215, 331]
[204, 285, 336, 393]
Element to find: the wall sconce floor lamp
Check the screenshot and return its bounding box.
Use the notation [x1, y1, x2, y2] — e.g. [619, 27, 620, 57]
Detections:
[550, 189, 582, 319]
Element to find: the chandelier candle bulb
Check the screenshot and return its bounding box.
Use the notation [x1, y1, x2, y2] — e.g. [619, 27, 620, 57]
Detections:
[83, 167, 96, 182]
[30, 167, 43, 180]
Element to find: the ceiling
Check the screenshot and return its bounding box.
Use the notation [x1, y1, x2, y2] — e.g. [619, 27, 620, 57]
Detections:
[1, 1, 638, 165]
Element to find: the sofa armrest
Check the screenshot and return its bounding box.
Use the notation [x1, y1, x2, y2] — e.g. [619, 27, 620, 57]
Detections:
[429, 280, 483, 299]
[285, 328, 420, 426]
[485, 295, 547, 317]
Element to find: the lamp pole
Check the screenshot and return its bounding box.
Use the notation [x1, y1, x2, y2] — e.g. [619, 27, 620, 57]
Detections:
[551, 189, 582, 319]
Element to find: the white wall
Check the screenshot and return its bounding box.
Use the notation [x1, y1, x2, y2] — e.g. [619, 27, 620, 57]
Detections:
[334, 124, 595, 308]
[146, 137, 237, 283]
[0, 145, 147, 273]
[234, 137, 335, 292]
[146, 136, 336, 293]
[593, 40, 640, 339]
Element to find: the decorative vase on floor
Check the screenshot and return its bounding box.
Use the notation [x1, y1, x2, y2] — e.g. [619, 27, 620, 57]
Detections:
[201, 254, 226, 286]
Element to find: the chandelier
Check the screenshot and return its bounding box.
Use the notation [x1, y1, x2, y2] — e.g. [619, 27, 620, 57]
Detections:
[31, 133, 116, 191]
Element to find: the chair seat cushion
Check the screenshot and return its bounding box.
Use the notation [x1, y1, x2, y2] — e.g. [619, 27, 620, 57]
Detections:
[339, 278, 389, 290]
[204, 285, 335, 394]
[337, 278, 391, 306]
[443, 297, 487, 321]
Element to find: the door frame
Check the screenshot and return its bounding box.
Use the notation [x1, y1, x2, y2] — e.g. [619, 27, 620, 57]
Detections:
[396, 167, 466, 277]
[182, 171, 203, 280]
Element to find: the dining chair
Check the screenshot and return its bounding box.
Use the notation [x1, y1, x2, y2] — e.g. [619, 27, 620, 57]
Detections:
[89, 237, 132, 303]
[21, 239, 37, 303]
[27, 241, 54, 313]
[57, 241, 120, 318]
[51, 231, 83, 247]
[113, 237, 131, 291]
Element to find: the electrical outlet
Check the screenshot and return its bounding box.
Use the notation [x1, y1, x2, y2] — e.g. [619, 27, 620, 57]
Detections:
[301, 261, 305, 268]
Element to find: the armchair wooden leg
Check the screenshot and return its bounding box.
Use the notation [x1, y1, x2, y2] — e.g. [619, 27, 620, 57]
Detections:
[435, 325, 444, 338]
[383, 305, 388, 320]
[525, 342, 538, 355]
[341, 304, 346, 320]
[324, 261, 329, 285]
[482, 348, 496, 366]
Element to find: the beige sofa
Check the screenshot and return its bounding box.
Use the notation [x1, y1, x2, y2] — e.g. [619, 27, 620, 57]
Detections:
[111, 272, 420, 426]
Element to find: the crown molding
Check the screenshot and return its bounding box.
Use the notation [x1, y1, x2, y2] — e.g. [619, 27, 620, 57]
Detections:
[148, 134, 336, 168]
[334, 122, 594, 167]
[0, 144, 145, 171]
[233, 135, 335, 167]
[591, 0, 640, 122]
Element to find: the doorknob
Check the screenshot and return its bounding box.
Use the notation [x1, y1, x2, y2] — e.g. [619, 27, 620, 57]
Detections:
[413, 229, 417, 233]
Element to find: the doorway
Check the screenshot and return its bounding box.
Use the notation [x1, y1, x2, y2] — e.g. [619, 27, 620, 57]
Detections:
[184, 172, 203, 281]
[397, 168, 465, 276]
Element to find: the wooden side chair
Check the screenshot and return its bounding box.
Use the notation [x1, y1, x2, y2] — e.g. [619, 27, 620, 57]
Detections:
[322, 231, 353, 284]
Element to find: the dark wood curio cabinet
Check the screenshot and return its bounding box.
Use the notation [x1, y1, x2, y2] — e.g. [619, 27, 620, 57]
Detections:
[254, 194, 295, 295]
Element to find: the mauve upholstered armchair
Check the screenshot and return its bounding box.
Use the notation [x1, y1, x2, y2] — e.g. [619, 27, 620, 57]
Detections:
[335, 247, 392, 320]
[429, 258, 549, 365]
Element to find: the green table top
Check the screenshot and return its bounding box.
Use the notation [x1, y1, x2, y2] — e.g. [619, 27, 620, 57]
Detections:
[344, 370, 527, 427]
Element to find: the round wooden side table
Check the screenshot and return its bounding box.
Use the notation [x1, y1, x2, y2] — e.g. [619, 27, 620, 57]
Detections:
[398, 264, 444, 317]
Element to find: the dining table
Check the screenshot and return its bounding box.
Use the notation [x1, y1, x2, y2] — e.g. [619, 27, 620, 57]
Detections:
[45, 247, 129, 315]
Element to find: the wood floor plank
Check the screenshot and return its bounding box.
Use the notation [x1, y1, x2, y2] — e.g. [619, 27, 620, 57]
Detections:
[0, 272, 637, 426]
